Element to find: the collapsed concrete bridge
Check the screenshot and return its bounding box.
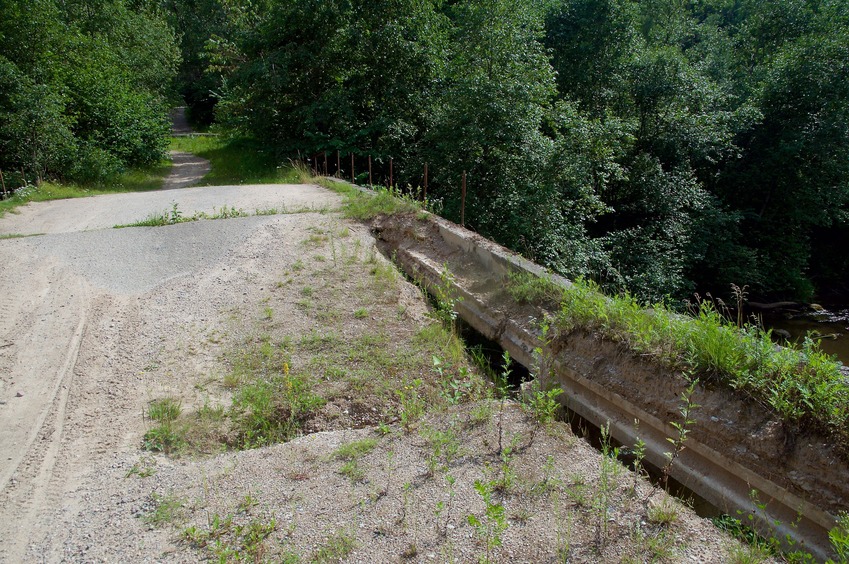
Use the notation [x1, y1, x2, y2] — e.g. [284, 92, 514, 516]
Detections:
[372, 211, 848, 562]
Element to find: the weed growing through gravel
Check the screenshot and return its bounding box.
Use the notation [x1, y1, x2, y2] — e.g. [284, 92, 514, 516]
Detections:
[114, 203, 248, 227]
[229, 357, 326, 448]
[333, 437, 378, 483]
[143, 492, 187, 527]
[125, 456, 157, 478]
[183, 507, 278, 561]
[311, 529, 357, 563]
[467, 478, 508, 563]
[647, 497, 680, 526]
[144, 231, 488, 458]
[143, 397, 184, 453]
[114, 202, 329, 229]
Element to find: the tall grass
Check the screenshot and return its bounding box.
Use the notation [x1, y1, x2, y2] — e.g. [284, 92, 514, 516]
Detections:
[510, 272, 849, 450]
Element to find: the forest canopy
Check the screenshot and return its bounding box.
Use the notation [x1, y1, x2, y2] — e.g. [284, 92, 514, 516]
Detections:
[3, 0, 848, 306]
[0, 0, 178, 184]
[182, 0, 849, 305]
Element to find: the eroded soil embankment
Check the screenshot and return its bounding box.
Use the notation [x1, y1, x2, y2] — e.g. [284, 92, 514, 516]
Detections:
[372, 212, 849, 554]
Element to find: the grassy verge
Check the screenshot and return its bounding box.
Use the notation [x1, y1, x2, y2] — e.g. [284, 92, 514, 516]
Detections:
[509, 272, 849, 452]
[114, 203, 250, 228]
[0, 161, 171, 217]
[314, 175, 427, 220]
[169, 136, 300, 185]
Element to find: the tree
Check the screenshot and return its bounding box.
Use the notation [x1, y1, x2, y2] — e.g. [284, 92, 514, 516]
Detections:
[0, 0, 179, 184]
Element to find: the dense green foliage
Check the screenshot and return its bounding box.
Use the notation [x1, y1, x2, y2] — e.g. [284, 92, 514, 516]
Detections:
[3, 0, 847, 304]
[0, 0, 178, 185]
[174, 0, 848, 304]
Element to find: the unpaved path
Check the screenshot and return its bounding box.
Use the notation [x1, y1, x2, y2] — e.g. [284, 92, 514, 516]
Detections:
[0, 184, 342, 561]
[166, 105, 212, 190]
[0, 184, 336, 236]
[164, 151, 211, 191]
[0, 181, 759, 562]
[168, 107, 193, 136]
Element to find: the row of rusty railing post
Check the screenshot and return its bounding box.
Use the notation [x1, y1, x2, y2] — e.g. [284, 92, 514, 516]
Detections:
[307, 151, 466, 227]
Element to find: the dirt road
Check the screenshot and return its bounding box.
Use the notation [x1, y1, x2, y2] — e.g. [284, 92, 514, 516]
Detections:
[0, 184, 342, 561]
[0, 170, 752, 561]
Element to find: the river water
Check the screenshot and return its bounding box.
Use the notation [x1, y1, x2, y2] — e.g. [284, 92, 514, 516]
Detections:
[768, 307, 849, 365]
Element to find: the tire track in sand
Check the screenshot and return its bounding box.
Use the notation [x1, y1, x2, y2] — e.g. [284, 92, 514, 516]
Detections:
[0, 258, 89, 562]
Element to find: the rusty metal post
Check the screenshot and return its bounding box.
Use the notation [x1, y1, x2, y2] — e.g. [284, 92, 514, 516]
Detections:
[351, 153, 355, 183]
[336, 150, 341, 178]
[0, 169, 6, 198]
[461, 170, 466, 227]
[423, 163, 428, 201]
[368, 156, 373, 186]
[389, 157, 394, 189]
[323, 151, 328, 176]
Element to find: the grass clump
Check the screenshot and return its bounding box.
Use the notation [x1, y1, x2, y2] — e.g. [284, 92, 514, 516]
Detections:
[647, 497, 680, 526]
[311, 529, 356, 563]
[333, 437, 378, 461]
[333, 438, 378, 483]
[340, 187, 423, 220]
[507, 270, 565, 306]
[143, 492, 187, 527]
[310, 172, 424, 221]
[183, 508, 278, 562]
[143, 397, 185, 454]
[229, 350, 326, 449]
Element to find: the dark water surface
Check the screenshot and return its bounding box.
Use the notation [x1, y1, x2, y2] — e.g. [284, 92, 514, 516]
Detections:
[768, 308, 849, 365]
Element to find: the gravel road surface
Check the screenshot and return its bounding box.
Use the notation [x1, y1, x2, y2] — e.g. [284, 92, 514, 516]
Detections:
[0, 184, 337, 236]
[0, 183, 342, 561]
[0, 179, 754, 562]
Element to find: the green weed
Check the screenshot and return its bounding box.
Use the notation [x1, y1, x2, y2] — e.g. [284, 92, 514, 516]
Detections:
[311, 529, 356, 563]
[467, 478, 508, 563]
[143, 493, 186, 527]
[521, 379, 563, 425]
[125, 456, 157, 478]
[397, 378, 427, 430]
[829, 512, 849, 563]
[552, 277, 849, 452]
[114, 203, 248, 228]
[507, 270, 565, 305]
[333, 437, 378, 482]
[333, 437, 378, 461]
[422, 424, 461, 476]
[147, 397, 182, 422]
[0, 233, 41, 239]
[324, 181, 423, 220]
[230, 369, 325, 448]
[143, 397, 185, 453]
[647, 497, 680, 526]
[184, 509, 278, 562]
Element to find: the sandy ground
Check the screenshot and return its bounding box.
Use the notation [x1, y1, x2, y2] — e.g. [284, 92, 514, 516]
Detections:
[0, 155, 762, 561]
[0, 168, 344, 561]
